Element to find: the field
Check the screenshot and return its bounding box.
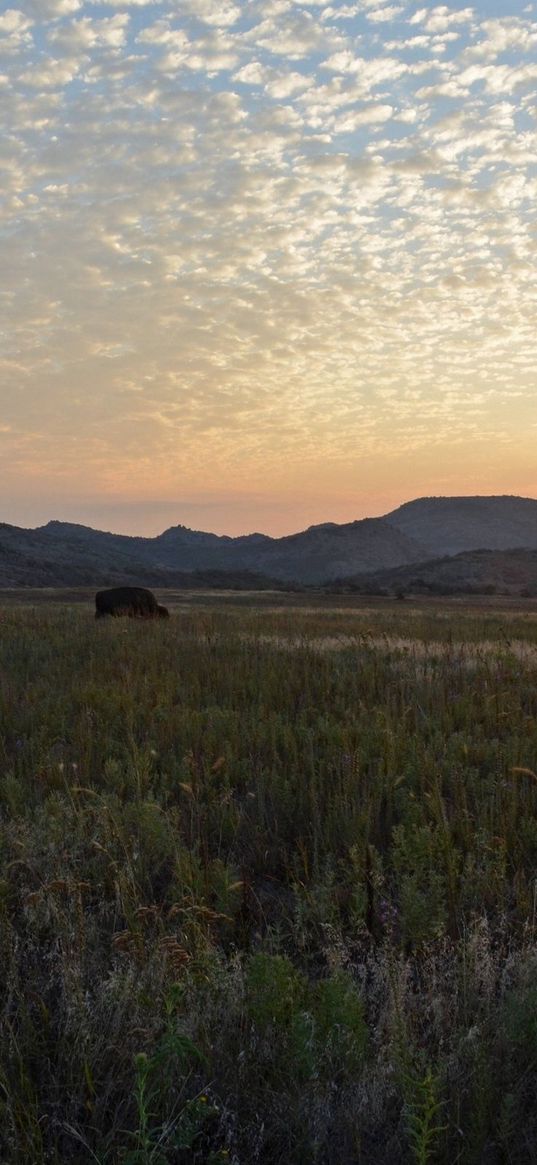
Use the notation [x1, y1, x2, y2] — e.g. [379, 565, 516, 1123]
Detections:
[2, 594, 537, 1164]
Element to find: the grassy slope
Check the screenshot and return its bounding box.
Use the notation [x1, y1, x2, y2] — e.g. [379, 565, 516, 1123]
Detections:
[2, 599, 537, 1163]
[342, 548, 537, 597]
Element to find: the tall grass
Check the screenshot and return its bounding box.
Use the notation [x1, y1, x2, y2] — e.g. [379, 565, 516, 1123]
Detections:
[1, 600, 537, 1161]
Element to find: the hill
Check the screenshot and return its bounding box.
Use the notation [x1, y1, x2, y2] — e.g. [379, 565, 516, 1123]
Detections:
[337, 548, 537, 597]
[0, 525, 283, 590]
[1, 494, 537, 587]
[386, 495, 537, 556]
[24, 515, 424, 585]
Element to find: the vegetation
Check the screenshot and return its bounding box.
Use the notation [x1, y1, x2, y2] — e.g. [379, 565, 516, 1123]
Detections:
[2, 597, 537, 1162]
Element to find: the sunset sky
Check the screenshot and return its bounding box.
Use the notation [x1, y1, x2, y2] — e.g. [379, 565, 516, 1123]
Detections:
[2, 0, 537, 535]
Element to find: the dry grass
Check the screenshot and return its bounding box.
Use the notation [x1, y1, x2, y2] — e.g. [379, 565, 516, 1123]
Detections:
[1, 597, 537, 1162]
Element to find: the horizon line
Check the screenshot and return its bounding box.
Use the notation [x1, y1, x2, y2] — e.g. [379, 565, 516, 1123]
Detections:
[3, 492, 537, 542]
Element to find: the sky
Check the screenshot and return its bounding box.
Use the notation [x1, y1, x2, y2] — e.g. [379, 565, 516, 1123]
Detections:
[1, 0, 537, 536]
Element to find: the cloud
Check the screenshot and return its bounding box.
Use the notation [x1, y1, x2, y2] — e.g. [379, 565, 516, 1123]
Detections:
[19, 57, 82, 86]
[2, 0, 537, 527]
[23, 0, 81, 15]
[458, 60, 537, 94]
[245, 8, 342, 58]
[0, 9, 33, 34]
[48, 15, 130, 50]
[233, 59, 269, 84]
[468, 17, 537, 59]
[177, 0, 242, 26]
[265, 69, 311, 97]
[410, 6, 474, 34]
[367, 6, 404, 23]
[333, 102, 394, 131]
[92, 0, 157, 6]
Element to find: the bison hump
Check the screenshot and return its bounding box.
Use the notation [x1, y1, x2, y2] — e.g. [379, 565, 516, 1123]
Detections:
[95, 586, 161, 617]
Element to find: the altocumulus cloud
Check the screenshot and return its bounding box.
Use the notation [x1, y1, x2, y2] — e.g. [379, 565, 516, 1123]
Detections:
[1, 0, 537, 528]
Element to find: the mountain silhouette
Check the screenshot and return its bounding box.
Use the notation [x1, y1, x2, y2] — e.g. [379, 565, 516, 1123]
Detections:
[1, 495, 536, 588]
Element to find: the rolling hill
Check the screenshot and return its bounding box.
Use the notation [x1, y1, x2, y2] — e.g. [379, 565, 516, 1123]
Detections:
[1, 495, 536, 588]
[336, 548, 537, 597]
[385, 495, 537, 556]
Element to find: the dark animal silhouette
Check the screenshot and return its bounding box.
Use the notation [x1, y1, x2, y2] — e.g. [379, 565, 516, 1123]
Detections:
[95, 586, 169, 619]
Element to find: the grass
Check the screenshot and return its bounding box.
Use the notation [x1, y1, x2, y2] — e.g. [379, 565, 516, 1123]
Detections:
[1, 596, 537, 1162]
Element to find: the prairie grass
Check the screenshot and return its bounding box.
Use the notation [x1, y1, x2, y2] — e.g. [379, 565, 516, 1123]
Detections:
[1, 598, 537, 1162]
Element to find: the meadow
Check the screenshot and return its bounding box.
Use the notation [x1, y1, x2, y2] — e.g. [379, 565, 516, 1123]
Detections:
[1, 594, 537, 1163]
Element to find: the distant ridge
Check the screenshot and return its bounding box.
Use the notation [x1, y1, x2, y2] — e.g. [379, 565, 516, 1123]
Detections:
[335, 548, 537, 599]
[385, 495, 537, 556]
[1, 495, 537, 588]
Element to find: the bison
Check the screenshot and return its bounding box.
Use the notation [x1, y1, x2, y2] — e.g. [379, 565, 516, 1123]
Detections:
[95, 586, 169, 619]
